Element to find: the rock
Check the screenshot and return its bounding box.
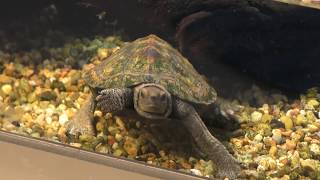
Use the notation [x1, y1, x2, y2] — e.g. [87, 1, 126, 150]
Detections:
[269, 145, 277, 157]
[307, 99, 319, 108]
[254, 134, 263, 142]
[113, 148, 124, 157]
[190, 169, 202, 176]
[1, 84, 12, 95]
[70, 143, 82, 148]
[251, 111, 263, 122]
[58, 113, 68, 125]
[285, 139, 296, 151]
[295, 114, 308, 126]
[300, 159, 318, 172]
[280, 116, 293, 130]
[39, 90, 57, 101]
[0, 75, 14, 84]
[124, 137, 139, 157]
[115, 116, 125, 130]
[270, 119, 285, 129]
[95, 121, 105, 133]
[308, 124, 319, 133]
[50, 80, 66, 91]
[290, 151, 300, 168]
[272, 129, 283, 144]
[115, 133, 123, 142]
[309, 143, 320, 156]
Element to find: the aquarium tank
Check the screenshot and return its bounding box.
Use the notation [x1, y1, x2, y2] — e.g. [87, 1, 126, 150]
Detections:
[0, 0, 320, 179]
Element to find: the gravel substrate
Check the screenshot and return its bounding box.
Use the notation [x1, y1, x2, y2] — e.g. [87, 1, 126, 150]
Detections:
[0, 18, 319, 179]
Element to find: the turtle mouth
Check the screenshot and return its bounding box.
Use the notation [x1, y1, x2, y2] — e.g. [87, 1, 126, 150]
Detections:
[141, 105, 165, 114]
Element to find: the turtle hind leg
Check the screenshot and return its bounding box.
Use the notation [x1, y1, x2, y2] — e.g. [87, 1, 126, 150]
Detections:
[66, 93, 96, 137]
[173, 98, 241, 179]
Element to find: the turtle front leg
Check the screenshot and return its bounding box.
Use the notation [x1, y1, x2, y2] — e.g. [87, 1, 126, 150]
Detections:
[96, 88, 133, 113]
[66, 92, 96, 136]
[173, 98, 241, 179]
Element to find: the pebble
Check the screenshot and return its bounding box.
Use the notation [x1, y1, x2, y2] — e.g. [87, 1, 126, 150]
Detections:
[58, 113, 68, 125]
[285, 139, 296, 150]
[280, 116, 293, 130]
[70, 143, 82, 148]
[307, 124, 319, 133]
[124, 137, 139, 157]
[295, 114, 308, 126]
[1, 84, 12, 95]
[254, 134, 263, 142]
[190, 169, 203, 176]
[115, 133, 123, 142]
[269, 146, 277, 157]
[272, 129, 283, 144]
[300, 159, 317, 172]
[307, 99, 319, 108]
[251, 111, 262, 122]
[309, 143, 320, 156]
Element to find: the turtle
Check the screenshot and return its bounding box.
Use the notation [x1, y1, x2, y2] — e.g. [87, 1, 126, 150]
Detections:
[66, 34, 241, 178]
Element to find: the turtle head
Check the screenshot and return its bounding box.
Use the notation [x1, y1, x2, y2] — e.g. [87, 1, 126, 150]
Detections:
[134, 83, 172, 119]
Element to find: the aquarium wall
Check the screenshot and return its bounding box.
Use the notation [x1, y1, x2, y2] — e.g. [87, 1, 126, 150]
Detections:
[0, 0, 320, 179]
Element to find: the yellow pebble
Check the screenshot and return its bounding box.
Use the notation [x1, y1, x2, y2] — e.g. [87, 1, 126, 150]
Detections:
[280, 116, 293, 130]
[269, 145, 277, 157]
[1, 84, 12, 95]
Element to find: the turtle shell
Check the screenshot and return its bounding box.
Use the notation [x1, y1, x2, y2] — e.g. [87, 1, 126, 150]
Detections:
[84, 34, 217, 105]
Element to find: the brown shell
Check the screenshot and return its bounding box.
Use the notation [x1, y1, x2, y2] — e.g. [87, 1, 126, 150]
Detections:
[84, 34, 217, 105]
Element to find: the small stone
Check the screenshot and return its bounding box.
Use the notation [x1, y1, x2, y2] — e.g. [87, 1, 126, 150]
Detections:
[254, 134, 263, 142]
[295, 114, 308, 126]
[272, 129, 283, 144]
[290, 151, 300, 168]
[300, 159, 317, 172]
[190, 169, 203, 176]
[95, 121, 105, 133]
[95, 143, 109, 153]
[280, 116, 293, 130]
[31, 132, 41, 138]
[251, 111, 263, 122]
[97, 48, 110, 59]
[307, 99, 319, 108]
[112, 142, 119, 150]
[124, 137, 139, 157]
[58, 113, 68, 125]
[1, 84, 12, 95]
[70, 143, 82, 148]
[115, 133, 123, 142]
[309, 143, 320, 156]
[285, 139, 296, 150]
[3, 122, 16, 131]
[115, 116, 125, 129]
[35, 114, 45, 126]
[79, 134, 94, 143]
[269, 146, 277, 157]
[308, 124, 319, 133]
[113, 149, 124, 157]
[45, 128, 56, 138]
[39, 90, 57, 101]
[108, 126, 119, 135]
[180, 161, 192, 169]
[45, 116, 52, 124]
[270, 119, 285, 129]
